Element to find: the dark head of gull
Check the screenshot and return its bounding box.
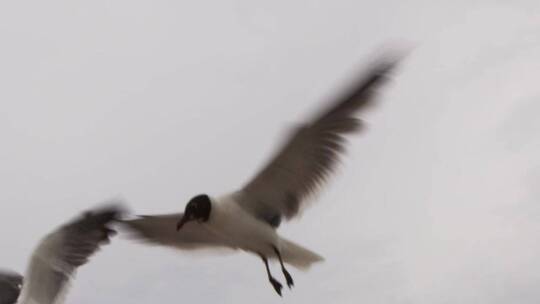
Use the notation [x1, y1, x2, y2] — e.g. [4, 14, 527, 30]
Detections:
[176, 194, 212, 230]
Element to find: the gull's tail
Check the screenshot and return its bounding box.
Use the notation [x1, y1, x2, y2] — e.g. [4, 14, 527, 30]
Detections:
[280, 238, 324, 270]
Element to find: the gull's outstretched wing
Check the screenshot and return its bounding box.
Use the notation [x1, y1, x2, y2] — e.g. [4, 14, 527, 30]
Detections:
[0, 271, 22, 304]
[18, 206, 122, 304]
[236, 58, 398, 227]
[123, 214, 235, 250]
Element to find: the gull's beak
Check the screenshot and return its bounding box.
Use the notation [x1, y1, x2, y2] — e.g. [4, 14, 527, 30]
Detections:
[176, 214, 191, 231]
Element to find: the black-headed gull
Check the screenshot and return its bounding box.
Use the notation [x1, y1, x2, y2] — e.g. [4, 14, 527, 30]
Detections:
[124, 57, 398, 296]
[0, 271, 22, 304]
[0, 205, 122, 304]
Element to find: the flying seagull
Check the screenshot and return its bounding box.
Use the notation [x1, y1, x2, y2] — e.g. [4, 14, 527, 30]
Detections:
[124, 57, 398, 296]
[0, 271, 22, 304]
[0, 205, 122, 304]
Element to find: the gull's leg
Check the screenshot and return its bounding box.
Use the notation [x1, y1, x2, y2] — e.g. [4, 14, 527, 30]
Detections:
[259, 253, 283, 296]
[273, 246, 294, 288]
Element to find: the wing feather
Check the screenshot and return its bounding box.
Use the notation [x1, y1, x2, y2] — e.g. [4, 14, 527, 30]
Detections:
[236, 58, 398, 225]
[122, 214, 232, 250]
[18, 205, 122, 304]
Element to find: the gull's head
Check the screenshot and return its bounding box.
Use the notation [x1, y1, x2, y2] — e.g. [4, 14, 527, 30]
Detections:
[176, 194, 212, 230]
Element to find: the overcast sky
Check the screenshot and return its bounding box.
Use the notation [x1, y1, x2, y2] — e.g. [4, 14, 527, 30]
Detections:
[1, 0, 540, 303]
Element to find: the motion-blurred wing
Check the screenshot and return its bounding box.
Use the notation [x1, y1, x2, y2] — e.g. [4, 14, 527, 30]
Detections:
[0, 271, 22, 304]
[18, 206, 121, 304]
[236, 58, 397, 227]
[123, 214, 234, 250]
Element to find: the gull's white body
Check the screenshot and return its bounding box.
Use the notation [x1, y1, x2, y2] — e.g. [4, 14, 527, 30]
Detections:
[205, 194, 280, 254]
[204, 194, 322, 268]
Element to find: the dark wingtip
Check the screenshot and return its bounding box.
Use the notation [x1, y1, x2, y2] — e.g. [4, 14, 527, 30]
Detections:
[67, 201, 129, 235]
[362, 51, 404, 88]
[87, 200, 129, 221]
[363, 44, 410, 85]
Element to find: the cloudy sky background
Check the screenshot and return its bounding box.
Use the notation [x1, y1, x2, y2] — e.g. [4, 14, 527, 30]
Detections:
[1, 0, 540, 303]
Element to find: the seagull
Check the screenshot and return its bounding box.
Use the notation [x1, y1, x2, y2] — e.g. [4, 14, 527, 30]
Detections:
[124, 57, 398, 296]
[0, 271, 22, 304]
[0, 205, 123, 304]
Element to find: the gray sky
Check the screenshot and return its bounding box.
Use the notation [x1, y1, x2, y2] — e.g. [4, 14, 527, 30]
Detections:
[1, 0, 540, 303]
